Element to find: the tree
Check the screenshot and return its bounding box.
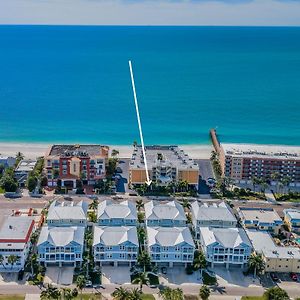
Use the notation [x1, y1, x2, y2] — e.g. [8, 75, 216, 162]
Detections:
[89, 198, 99, 211]
[193, 250, 207, 277]
[199, 285, 210, 300]
[133, 141, 138, 148]
[128, 288, 142, 300]
[137, 227, 146, 247]
[159, 287, 184, 300]
[248, 253, 265, 277]
[264, 286, 289, 300]
[61, 288, 78, 300]
[7, 255, 19, 270]
[41, 284, 61, 300]
[132, 271, 149, 292]
[280, 176, 291, 193]
[111, 149, 120, 158]
[112, 287, 130, 300]
[16, 151, 24, 162]
[0, 164, 5, 176]
[0, 175, 18, 192]
[137, 251, 151, 272]
[136, 199, 144, 211]
[217, 177, 233, 196]
[0, 254, 6, 270]
[27, 174, 37, 192]
[76, 275, 86, 300]
[180, 198, 191, 211]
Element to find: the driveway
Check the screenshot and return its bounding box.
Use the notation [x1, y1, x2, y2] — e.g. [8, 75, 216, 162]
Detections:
[116, 159, 130, 193]
[44, 267, 74, 285]
[195, 159, 214, 194]
[101, 266, 131, 284]
[0, 273, 19, 285]
[214, 267, 260, 288]
[159, 266, 201, 285]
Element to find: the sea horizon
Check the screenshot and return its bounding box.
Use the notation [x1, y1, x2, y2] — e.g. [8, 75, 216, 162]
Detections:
[0, 26, 299, 146]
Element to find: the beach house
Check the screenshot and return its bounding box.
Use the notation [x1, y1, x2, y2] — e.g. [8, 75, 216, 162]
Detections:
[283, 209, 300, 234]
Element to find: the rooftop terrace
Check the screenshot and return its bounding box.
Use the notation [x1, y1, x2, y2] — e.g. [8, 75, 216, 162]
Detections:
[47, 144, 109, 157]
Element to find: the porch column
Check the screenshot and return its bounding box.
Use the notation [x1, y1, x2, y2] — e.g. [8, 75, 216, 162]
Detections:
[61, 180, 65, 187]
[73, 180, 76, 189]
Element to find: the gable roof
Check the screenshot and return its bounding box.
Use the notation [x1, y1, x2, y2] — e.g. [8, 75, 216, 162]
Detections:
[145, 201, 186, 222]
[191, 201, 236, 223]
[97, 200, 137, 220]
[283, 209, 300, 220]
[38, 226, 84, 247]
[93, 226, 138, 246]
[200, 227, 251, 249]
[147, 226, 194, 247]
[47, 200, 88, 221]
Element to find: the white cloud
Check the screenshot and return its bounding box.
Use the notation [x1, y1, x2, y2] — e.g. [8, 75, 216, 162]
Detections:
[0, 0, 300, 25]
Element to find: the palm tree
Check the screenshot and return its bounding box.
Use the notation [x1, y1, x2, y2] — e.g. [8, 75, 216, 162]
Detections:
[89, 198, 99, 211]
[76, 275, 86, 300]
[112, 287, 130, 300]
[136, 199, 144, 211]
[137, 227, 146, 248]
[132, 271, 150, 292]
[41, 284, 61, 300]
[193, 250, 207, 277]
[128, 288, 142, 300]
[248, 253, 265, 277]
[61, 288, 78, 300]
[137, 251, 151, 272]
[280, 176, 291, 193]
[16, 151, 24, 161]
[7, 255, 19, 270]
[159, 287, 184, 300]
[180, 198, 191, 211]
[199, 285, 210, 300]
[271, 172, 281, 193]
[0, 254, 6, 270]
[111, 149, 119, 158]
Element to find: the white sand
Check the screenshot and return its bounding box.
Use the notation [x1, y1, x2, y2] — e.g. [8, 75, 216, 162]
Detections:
[0, 142, 212, 160]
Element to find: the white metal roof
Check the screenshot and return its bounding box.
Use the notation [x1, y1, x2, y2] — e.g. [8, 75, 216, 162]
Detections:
[97, 200, 137, 220]
[145, 201, 186, 221]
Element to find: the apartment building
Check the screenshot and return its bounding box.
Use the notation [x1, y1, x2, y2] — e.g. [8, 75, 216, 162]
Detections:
[217, 143, 300, 184]
[247, 230, 300, 273]
[191, 201, 237, 238]
[283, 209, 300, 234]
[129, 145, 199, 187]
[200, 227, 252, 269]
[146, 227, 195, 267]
[0, 217, 35, 272]
[93, 226, 138, 267]
[97, 200, 137, 226]
[37, 226, 85, 267]
[44, 144, 109, 188]
[47, 200, 88, 227]
[238, 207, 283, 234]
[144, 200, 187, 227]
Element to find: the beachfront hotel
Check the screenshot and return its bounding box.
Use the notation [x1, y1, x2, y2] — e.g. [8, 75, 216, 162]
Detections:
[44, 144, 109, 189]
[129, 145, 199, 187]
[217, 143, 300, 184]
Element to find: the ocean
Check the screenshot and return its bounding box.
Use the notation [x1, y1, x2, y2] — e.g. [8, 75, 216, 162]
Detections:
[0, 26, 299, 146]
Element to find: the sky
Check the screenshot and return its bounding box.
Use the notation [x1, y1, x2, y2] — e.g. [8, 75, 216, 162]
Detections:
[0, 0, 300, 26]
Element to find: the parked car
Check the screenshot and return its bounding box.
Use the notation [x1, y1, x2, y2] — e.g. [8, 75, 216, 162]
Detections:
[85, 280, 93, 287]
[270, 272, 279, 281]
[290, 273, 298, 281]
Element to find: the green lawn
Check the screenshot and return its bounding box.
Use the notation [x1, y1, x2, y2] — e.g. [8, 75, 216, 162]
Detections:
[0, 295, 25, 300]
[0, 187, 4, 194]
[141, 294, 156, 300]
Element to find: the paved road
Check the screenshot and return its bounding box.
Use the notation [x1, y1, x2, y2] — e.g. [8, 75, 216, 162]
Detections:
[195, 159, 214, 195]
[115, 158, 130, 193]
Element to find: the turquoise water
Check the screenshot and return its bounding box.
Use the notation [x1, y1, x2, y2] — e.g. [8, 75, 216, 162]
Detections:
[0, 26, 299, 145]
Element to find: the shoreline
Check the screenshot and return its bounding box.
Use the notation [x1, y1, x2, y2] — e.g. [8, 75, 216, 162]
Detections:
[0, 142, 213, 159]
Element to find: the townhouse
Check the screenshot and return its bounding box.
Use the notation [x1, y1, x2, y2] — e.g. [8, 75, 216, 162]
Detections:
[37, 226, 85, 267]
[191, 201, 237, 238]
[144, 200, 187, 227]
[283, 209, 300, 234]
[47, 200, 88, 227]
[146, 227, 195, 267]
[0, 216, 35, 272]
[129, 145, 199, 188]
[199, 227, 252, 269]
[97, 200, 137, 226]
[247, 229, 300, 273]
[93, 226, 138, 267]
[44, 144, 109, 189]
[238, 207, 283, 234]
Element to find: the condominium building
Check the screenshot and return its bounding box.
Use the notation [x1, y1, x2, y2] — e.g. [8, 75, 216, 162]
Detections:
[129, 146, 199, 187]
[246, 229, 300, 273]
[191, 202, 237, 238]
[144, 200, 187, 227]
[97, 200, 137, 226]
[93, 226, 138, 267]
[199, 227, 252, 269]
[37, 226, 85, 267]
[146, 227, 195, 267]
[44, 144, 109, 188]
[218, 143, 300, 184]
[0, 216, 35, 272]
[238, 207, 283, 234]
[283, 209, 300, 234]
[47, 200, 88, 227]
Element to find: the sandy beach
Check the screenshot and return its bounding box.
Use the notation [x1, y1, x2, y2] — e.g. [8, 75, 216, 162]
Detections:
[0, 142, 212, 160]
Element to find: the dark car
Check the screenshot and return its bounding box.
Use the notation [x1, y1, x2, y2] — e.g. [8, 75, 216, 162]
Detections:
[270, 272, 279, 281]
[290, 273, 298, 281]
